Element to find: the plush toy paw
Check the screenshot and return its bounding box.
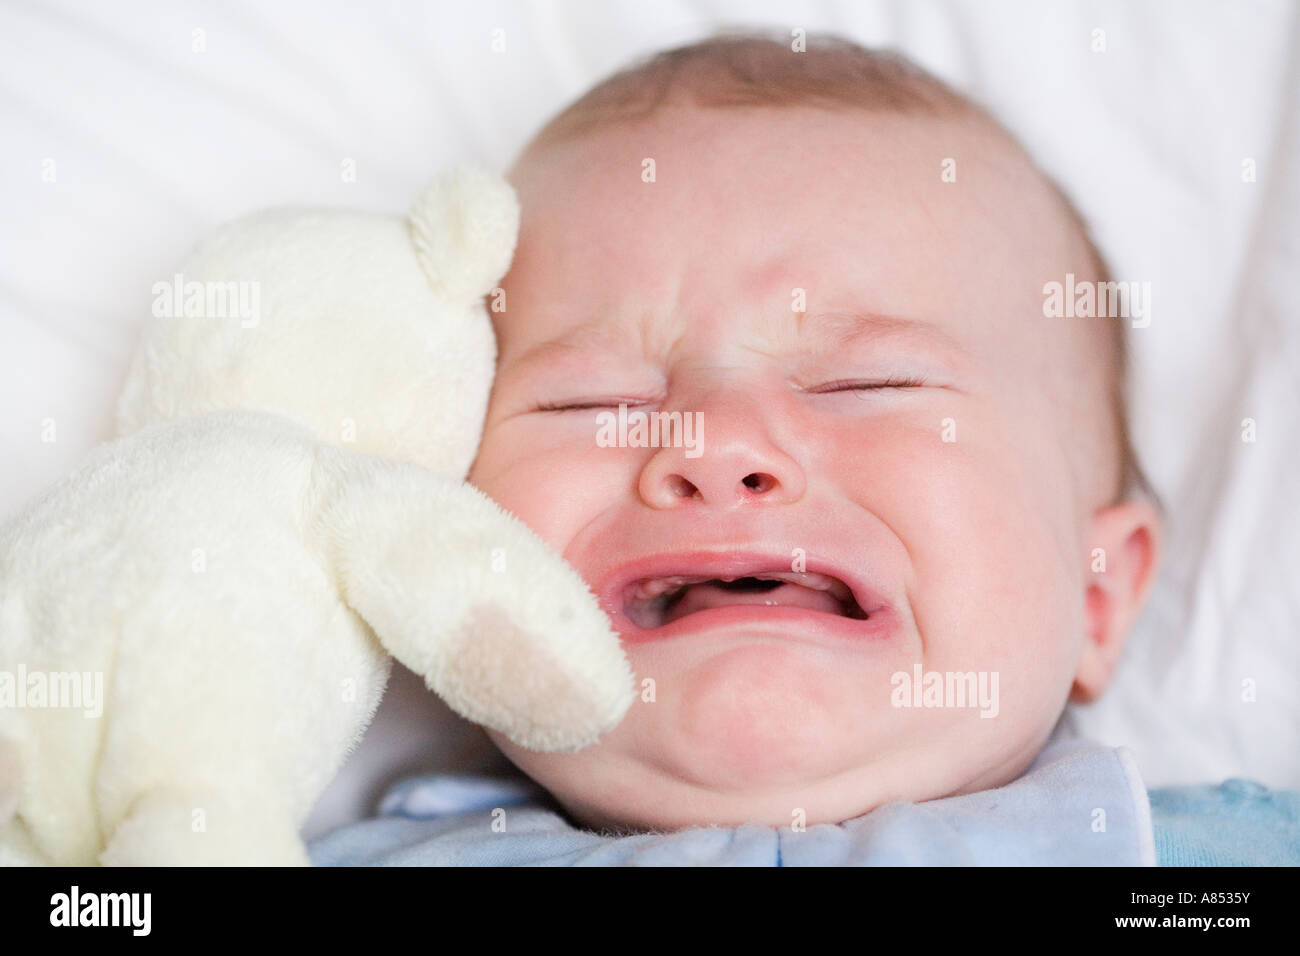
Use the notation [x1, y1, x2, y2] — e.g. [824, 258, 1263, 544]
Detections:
[314, 451, 634, 752]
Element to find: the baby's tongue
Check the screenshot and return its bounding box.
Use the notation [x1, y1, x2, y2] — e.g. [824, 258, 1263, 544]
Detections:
[663, 581, 842, 625]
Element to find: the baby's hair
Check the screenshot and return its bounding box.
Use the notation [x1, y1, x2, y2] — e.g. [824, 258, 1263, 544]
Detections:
[517, 28, 1153, 505]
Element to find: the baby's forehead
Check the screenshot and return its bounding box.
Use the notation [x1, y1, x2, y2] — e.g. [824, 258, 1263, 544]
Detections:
[500, 106, 1091, 360]
[510, 104, 1083, 271]
[512, 101, 1049, 204]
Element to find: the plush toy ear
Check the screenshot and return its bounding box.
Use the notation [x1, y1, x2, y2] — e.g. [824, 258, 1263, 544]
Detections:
[409, 165, 521, 307]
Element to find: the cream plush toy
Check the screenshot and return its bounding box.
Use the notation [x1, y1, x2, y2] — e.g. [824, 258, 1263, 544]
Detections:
[0, 166, 634, 866]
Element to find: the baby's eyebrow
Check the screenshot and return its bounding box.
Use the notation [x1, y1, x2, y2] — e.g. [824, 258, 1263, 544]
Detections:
[503, 319, 633, 374]
[795, 310, 967, 357]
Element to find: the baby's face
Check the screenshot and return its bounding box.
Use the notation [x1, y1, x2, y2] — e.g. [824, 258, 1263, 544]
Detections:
[470, 105, 1114, 830]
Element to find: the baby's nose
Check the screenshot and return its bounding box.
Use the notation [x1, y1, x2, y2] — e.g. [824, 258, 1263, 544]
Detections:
[636, 388, 806, 510]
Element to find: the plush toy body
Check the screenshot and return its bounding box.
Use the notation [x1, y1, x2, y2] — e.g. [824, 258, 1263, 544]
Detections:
[0, 167, 633, 866]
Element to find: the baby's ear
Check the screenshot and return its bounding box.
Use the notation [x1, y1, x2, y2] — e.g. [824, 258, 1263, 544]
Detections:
[1071, 498, 1162, 703]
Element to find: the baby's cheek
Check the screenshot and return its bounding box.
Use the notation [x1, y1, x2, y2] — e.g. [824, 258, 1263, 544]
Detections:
[470, 435, 602, 548]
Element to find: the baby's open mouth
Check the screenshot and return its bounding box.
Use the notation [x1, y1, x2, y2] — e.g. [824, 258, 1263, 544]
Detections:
[623, 572, 869, 628]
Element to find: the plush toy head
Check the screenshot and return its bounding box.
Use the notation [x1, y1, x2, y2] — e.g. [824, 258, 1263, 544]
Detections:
[115, 165, 518, 477]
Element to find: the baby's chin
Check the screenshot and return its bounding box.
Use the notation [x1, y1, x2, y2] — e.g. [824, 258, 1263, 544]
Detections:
[647, 641, 887, 790]
[488, 641, 1031, 831]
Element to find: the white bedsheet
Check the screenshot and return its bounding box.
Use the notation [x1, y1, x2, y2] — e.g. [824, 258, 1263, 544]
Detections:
[1, 0, 1296, 841]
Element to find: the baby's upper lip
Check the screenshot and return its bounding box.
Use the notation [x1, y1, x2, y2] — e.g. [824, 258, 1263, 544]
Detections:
[594, 547, 889, 628]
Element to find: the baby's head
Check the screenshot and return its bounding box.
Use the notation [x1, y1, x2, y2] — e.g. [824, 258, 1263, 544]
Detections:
[468, 32, 1161, 831]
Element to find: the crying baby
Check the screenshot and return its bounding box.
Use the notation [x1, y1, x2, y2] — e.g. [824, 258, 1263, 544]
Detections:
[463, 32, 1162, 834]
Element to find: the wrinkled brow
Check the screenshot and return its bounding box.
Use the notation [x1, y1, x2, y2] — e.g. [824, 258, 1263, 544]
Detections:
[502, 319, 637, 373]
[504, 308, 966, 375]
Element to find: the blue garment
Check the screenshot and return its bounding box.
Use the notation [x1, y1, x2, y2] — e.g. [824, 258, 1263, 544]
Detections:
[1147, 779, 1300, 865]
[318, 736, 1296, 866]
[309, 737, 1300, 866]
